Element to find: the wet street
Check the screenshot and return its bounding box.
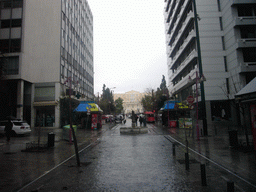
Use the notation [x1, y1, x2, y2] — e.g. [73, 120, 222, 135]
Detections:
[1, 119, 256, 191]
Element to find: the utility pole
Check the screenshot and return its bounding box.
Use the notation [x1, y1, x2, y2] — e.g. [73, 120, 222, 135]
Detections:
[192, 0, 208, 136]
[66, 77, 80, 166]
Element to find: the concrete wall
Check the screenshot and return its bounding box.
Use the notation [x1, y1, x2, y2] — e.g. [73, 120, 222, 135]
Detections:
[21, 0, 61, 83]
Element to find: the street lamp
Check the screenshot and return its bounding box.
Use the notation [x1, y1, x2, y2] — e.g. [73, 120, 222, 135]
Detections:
[192, 0, 208, 136]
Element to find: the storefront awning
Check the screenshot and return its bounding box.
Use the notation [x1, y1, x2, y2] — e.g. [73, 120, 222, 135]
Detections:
[33, 101, 58, 106]
[235, 77, 256, 97]
[160, 100, 189, 111]
[74, 101, 103, 112]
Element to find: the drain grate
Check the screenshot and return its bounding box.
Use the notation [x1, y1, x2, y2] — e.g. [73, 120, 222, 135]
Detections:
[177, 159, 199, 164]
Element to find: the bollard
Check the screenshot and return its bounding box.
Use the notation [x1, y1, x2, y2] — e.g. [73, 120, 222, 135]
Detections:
[172, 143, 176, 156]
[200, 164, 207, 186]
[227, 181, 234, 192]
[185, 153, 189, 170]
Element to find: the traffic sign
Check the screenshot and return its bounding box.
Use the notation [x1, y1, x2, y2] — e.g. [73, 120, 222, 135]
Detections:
[187, 95, 194, 104]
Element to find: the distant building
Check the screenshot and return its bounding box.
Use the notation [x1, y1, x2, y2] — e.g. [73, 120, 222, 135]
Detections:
[164, 0, 256, 128]
[0, 0, 94, 127]
[114, 90, 146, 114]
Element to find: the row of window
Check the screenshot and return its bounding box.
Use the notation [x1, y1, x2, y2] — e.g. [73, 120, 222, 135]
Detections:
[0, 19, 21, 28]
[0, 56, 19, 75]
[61, 46, 93, 71]
[0, 0, 23, 9]
[0, 39, 21, 53]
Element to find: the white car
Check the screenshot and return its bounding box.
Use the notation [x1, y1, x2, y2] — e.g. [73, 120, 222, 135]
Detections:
[0, 120, 31, 136]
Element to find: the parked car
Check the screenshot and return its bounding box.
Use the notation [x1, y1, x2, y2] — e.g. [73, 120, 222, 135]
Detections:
[0, 120, 31, 136]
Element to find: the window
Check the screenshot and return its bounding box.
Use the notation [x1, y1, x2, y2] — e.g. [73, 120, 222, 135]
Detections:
[10, 39, 21, 52]
[0, 39, 9, 53]
[219, 17, 223, 31]
[0, 56, 19, 75]
[226, 78, 230, 94]
[224, 56, 227, 72]
[35, 87, 55, 101]
[243, 48, 256, 62]
[13, 0, 23, 8]
[11, 19, 22, 27]
[240, 26, 256, 39]
[221, 36, 225, 50]
[217, 0, 221, 11]
[1, 20, 11, 28]
[238, 5, 256, 17]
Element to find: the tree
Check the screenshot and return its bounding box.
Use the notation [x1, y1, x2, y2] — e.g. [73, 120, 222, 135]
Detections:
[219, 77, 250, 146]
[160, 75, 167, 91]
[141, 75, 169, 112]
[98, 84, 116, 114]
[115, 97, 123, 114]
[141, 94, 153, 111]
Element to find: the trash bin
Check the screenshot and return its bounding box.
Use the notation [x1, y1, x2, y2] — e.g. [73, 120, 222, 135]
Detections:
[48, 132, 55, 148]
[63, 125, 77, 141]
[228, 130, 238, 147]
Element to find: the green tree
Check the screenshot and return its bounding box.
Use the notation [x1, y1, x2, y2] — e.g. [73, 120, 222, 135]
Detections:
[141, 75, 169, 112]
[115, 97, 123, 114]
[141, 94, 153, 111]
[99, 84, 116, 114]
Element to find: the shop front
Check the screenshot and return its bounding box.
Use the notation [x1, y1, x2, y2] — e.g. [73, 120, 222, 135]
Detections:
[33, 101, 58, 127]
[235, 77, 256, 151]
[160, 100, 191, 128]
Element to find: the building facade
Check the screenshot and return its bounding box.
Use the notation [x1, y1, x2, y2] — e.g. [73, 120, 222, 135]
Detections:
[114, 90, 146, 115]
[0, 0, 94, 128]
[164, 0, 256, 129]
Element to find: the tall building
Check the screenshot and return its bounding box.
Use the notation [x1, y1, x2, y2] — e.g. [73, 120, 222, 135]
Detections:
[164, 0, 256, 130]
[0, 0, 94, 128]
[114, 90, 146, 115]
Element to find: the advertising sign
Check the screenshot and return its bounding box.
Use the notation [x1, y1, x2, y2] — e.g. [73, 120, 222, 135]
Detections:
[91, 114, 97, 129]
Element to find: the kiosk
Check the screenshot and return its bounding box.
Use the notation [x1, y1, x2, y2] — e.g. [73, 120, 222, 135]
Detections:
[74, 101, 103, 129]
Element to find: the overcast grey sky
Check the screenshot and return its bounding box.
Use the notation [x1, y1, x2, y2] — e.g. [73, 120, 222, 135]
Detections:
[88, 0, 167, 94]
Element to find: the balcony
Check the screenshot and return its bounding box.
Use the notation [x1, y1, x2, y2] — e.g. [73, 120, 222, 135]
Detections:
[169, 11, 194, 47]
[171, 68, 198, 95]
[235, 16, 256, 26]
[170, 49, 197, 82]
[237, 38, 256, 49]
[232, 0, 256, 5]
[168, 0, 190, 40]
[169, 29, 196, 58]
[238, 62, 256, 73]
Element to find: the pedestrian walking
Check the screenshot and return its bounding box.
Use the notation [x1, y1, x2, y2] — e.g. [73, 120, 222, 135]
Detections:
[143, 116, 147, 127]
[139, 116, 143, 127]
[135, 115, 138, 126]
[5, 119, 13, 142]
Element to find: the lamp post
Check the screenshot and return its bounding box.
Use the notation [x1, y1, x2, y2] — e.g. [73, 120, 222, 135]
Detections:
[192, 0, 208, 136]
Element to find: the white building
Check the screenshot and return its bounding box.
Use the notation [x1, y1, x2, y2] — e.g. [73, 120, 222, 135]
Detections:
[0, 0, 94, 128]
[114, 90, 146, 115]
[164, 0, 256, 128]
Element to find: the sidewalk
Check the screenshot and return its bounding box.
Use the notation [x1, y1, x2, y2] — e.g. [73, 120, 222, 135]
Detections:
[0, 125, 107, 192]
[158, 122, 256, 191]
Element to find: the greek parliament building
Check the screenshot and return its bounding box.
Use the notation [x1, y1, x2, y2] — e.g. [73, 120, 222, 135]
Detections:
[114, 90, 147, 115]
[0, 0, 94, 128]
[164, 0, 256, 129]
